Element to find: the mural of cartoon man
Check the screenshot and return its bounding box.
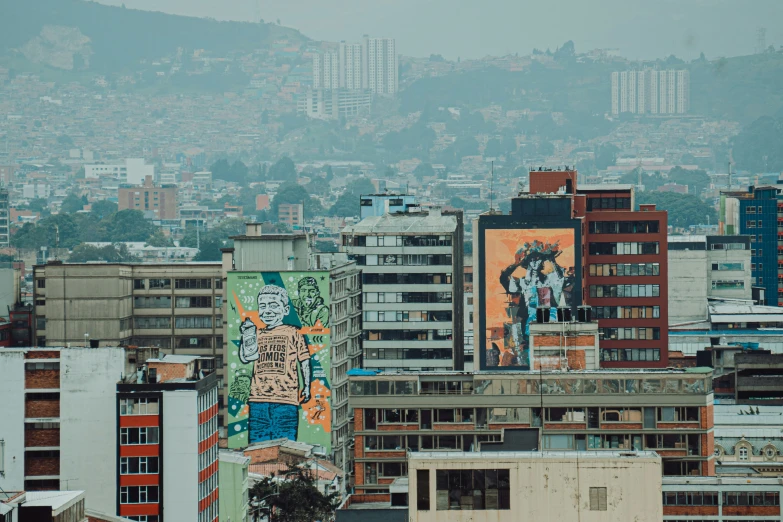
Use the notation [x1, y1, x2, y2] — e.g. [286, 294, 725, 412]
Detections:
[238, 284, 312, 443]
[498, 240, 573, 366]
[292, 276, 330, 328]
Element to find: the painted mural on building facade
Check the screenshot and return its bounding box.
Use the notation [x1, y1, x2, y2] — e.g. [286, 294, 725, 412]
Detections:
[227, 272, 331, 451]
[483, 229, 576, 369]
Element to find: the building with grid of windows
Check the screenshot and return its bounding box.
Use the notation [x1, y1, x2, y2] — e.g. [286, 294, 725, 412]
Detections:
[341, 207, 465, 371]
[662, 477, 782, 521]
[0, 347, 129, 516]
[347, 368, 714, 500]
[116, 355, 219, 522]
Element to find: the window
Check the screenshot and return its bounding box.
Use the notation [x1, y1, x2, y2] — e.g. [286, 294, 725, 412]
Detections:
[148, 279, 171, 289]
[133, 279, 146, 290]
[435, 469, 510, 510]
[589, 487, 607, 511]
[176, 337, 212, 349]
[120, 457, 160, 474]
[134, 317, 171, 329]
[711, 280, 744, 289]
[120, 486, 159, 504]
[175, 279, 212, 289]
[120, 427, 160, 445]
[589, 242, 659, 256]
[417, 470, 430, 511]
[712, 262, 743, 271]
[134, 296, 171, 309]
[738, 446, 749, 461]
[588, 221, 660, 234]
[36, 279, 46, 288]
[175, 296, 212, 308]
[174, 316, 213, 329]
[120, 398, 160, 415]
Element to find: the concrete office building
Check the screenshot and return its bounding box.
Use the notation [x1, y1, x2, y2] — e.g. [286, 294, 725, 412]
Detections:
[118, 176, 178, 220]
[218, 451, 250, 522]
[297, 89, 372, 121]
[222, 225, 362, 472]
[347, 368, 715, 499]
[407, 451, 662, 521]
[341, 207, 465, 371]
[85, 159, 154, 186]
[0, 347, 128, 515]
[339, 42, 364, 91]
[313, 51, 339, 90]
[313, 38, 397, 95]
[668, 235, 752, 324]
[713, 404, 783, 476]
[359, 194, 417, 220]
[116, 355, 219, 522]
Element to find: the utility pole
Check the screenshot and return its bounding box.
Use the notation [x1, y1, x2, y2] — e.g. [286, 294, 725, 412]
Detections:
[490, 161, 494, 211]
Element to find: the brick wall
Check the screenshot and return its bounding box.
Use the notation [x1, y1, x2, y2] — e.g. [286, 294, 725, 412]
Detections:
[377, 424, 419, 431]
[244, 446, 279, 464]
[25, 370, 60, 389]
[25, 351, 60, 359]
[26, 399, 60, 418]
[663, 506, 719, 516]
[723, 506, 780, 517]
[25, 456, 60, 476]
[25, 428, 60, 447]
[148, 362, 187, 383]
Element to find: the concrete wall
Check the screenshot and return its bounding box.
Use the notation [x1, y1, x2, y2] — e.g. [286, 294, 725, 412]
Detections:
[59, 347, 127, 514]
[233, 237, 309, 272]
[0, 351, 26, 491]
[707, 248, 752, 301]
[409, 452, 662, 522]
[668, 249, 708, 324]
[219, 453, 249, 522]
[163, 390, 199, 522]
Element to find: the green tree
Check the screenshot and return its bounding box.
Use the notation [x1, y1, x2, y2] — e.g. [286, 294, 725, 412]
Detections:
[104, 210, 157, 241]
[60, 193, 87, 213]
[271, 181, 322, 220]
[732, 115, 783, 173]
[91, 199, 118, 219]
[595, 144, 620, 170]
[636, 191, 717, 229]
[145, 228, 174, 247]
[249, 466, 339, 522]
[413, 163, 435, 180]
[68, 244, 138, 263]
[329, 177, 376, 217]
[667, 166, 711, 196]
[268, 156, 297, 180]
[28, 198, 49, 215]
[193, 237, 224, 261]
[484, 138, 504, 158]
[314, 240, 338, 253]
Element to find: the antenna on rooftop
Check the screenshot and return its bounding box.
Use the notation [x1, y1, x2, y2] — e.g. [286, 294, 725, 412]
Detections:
[490, 161, 494, 212]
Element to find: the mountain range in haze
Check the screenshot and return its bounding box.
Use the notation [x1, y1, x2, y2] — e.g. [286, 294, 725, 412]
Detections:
[93, 0, 783, 60]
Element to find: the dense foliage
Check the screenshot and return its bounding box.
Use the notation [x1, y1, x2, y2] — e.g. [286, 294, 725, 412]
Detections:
[248, 466, 340, 522]
[732, 114, 783, 173]
[635, 191, 717, 229]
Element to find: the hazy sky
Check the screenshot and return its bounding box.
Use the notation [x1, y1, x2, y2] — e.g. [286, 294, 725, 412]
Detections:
[98, 0, 782, 60]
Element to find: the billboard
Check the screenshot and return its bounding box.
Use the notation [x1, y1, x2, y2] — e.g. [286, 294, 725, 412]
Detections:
[482, 228, 577, 370]
[227, 272, 331, 452]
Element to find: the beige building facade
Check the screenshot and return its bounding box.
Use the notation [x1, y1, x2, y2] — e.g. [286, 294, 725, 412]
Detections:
[407, 451, 662, 522]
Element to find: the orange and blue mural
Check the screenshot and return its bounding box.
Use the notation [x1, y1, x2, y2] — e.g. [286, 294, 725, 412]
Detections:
[227, 272, 331, 451]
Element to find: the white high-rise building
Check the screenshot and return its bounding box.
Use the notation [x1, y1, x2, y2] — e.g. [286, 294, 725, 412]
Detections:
[610, 72, 619, 116]
[339, 41, 364, 90]
[84, 158, 154, 185]
[676, 69, 690, 114]
[610, 68, 688, 116]
[313, 51, 339, 89]
[363, 36, 398, 95]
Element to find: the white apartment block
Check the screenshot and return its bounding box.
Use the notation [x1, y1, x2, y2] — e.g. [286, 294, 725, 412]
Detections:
[85, 158, 154, 185]
[339, 42, 364, 91]
[313, 51, 339, 90]
[340, 207, 464, 371]
[364, 37, 398, 95]
[611, 68, 689, 116]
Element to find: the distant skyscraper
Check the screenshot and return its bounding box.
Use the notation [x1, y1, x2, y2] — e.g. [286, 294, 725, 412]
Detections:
[339, 41, 364, 90]
[610, 68, 688, 116]
[313, 51, 339, 89]
[363, 36, 398, 95]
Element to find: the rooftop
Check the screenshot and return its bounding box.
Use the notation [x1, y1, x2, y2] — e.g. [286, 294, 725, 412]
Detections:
[342, 208, 457, 234]
[409, 450, 660, 461]
[23, 491, 84, 515]
[577, 183, 634, 192]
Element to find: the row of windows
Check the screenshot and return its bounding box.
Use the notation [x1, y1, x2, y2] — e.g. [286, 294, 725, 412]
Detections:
[120, 427, 159, 445]
[586, 196, 632, 211]
[588, 263, 660, 277]
[133, 278, 222, 290]
[712, 280, 744, 289]
[344, 235, 453, 247]
[365, 348, 453, 360]
[599, 327, 661, 340]
[589, 285, 660, 298]
[174, 316, 214, 329]
[26, 362, 59, 370]
[120, 486, 159, 504]
[601, 348, 662, 362]
[134, 296, 212, 308]
[746, 220, 765, 228]
[127, 516, 158, 522]
[120, 457, 159, 475]
[663, 491, 780, 506]
[431, 469, 511, 511]
[355, 254, 452, 266]
[365, 434, 500, 453]
[589, 242, 659, 256]
[120, 398, 159, 415]
[588, 220, 660, 234]
[362, 273, 453, 285]
[134, 317, 171, 329]
[363, 311, 452, 323]
[364, 292, 452, 304]
[712, 262, 744, 271]
[593, 306, 660, 319]
[364, 329, 453, 341]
